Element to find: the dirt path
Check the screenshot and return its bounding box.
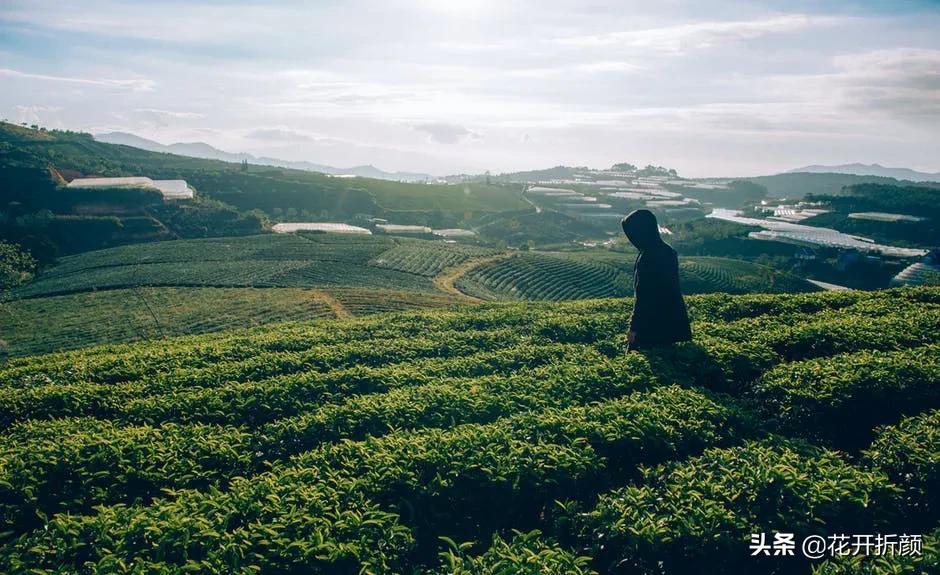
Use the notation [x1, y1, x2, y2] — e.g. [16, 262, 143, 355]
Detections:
[434, 254, 511, 302]
[312, 289, 352, 319]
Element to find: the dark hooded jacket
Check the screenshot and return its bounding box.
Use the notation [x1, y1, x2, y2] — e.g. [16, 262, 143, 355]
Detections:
[621, 209, 692, 349]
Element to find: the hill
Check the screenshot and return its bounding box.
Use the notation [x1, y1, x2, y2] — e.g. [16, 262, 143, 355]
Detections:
[0, 287, 936, 573]
[0, 233, 486, 356]
[455, 252, 817, 301]
[801, 183, 940, 249]
[95, 131, 434, 182]
[7, 234, 494, 300]
[746, 171, 940, 198]
[450, 163, 680, 184]
[0, 124, 523, 216]
[789, 162, 940, 183]
[0, 122, 527, 260]
[1, 233, 820, 356]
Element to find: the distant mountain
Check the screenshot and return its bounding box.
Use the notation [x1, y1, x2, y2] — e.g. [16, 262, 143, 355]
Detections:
[788, 163, 940, 183]
[748, 171, 940, 199]
[94, 132, 433, 182]
[446, 163, 679, 184]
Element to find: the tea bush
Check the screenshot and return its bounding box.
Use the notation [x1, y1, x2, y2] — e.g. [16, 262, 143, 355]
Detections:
[576, 440, 902, 574]
[864, 409, 940, 527]
[0, 288, 936, 574]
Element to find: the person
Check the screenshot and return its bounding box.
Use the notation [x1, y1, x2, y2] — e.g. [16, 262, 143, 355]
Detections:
[621, 209, 692, 350]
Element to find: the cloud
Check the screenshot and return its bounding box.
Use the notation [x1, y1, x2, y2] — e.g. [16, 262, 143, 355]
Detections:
[412, 122, 478, 144]
[12, 105, 62, 124]
[556, 14, 838, 54]
[0, 1, 280, 46]
[245, 127, 326, 142]
[575, 61, 643, 73]
[133, 108, 204, 120]
[0, 1, 936, 176]
[0, 68, 154, 91]
[830, 49, 940, 123]
[131, 108, 203, 128]
[746, 48, 940, 129]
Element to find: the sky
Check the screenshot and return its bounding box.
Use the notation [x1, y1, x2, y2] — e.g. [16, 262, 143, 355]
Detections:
[1, 0, 938, 177]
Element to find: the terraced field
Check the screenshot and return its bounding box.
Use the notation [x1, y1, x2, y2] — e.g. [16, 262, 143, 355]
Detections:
[328, 287, 463, 316]
[9, 234, 434, 298]
[0, 286, 470, 358]
[456, 253, 630, 300]
[370, 241, 499, 277]
[4, 235, 827, 356]
[457, 252, 817, 301]
[0, 287, 936, 574]
[0, 287, 335, 358]
[1, 235, 492, 356]
[680, 256, 819, 294]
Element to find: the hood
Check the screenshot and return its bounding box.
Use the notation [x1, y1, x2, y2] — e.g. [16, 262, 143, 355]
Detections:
[621, 209, 663, 251]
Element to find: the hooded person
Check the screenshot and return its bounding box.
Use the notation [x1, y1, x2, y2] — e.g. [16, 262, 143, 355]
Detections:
[621, 209, 692, 350]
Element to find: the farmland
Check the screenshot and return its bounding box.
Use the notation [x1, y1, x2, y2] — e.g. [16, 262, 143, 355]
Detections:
[0, 287, 464, 357]
[7, 234, 491, 299]
[456, 252, 816, 301]
[3, 233, 820, 356]
[0, 287, 937, 573]
[0, 123, 527, 217]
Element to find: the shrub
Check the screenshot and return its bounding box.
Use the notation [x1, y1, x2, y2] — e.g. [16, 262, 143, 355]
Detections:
[812, 528, 938, 575]
[576, 440, 902, 574]
[436, 530, 597, 575]
[864, 409, 940, 527]
[752, 346, 940, 447]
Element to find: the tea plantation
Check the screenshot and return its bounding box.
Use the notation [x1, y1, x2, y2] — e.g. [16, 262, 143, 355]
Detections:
[2, 234, 819, 357]
[455, 252, 815, 301]
[0, 287, 937, 574]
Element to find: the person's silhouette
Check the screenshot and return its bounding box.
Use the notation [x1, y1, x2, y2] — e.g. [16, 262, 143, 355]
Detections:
[621, 209, 692, 350]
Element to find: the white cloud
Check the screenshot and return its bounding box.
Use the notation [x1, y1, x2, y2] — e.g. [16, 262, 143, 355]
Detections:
[12, 104, 62, 124]
[412, 122, 478, 144]
[0, 1, 282, 45]
[0, 1, 937, 176]
[831, 49, 940, 123]
[130, 107, 203, 128]
[575, 61, 643, 73]
[245, 127, 328, 142]
[133, 108, 204, 119]
[0, 68, 154, 91]
[739, 48, 940, 130]
[556, 14, 839, 54]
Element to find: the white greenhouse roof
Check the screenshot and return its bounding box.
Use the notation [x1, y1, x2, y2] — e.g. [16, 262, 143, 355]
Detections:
[67, 177, 193, 200]
[67, 177, 152, 188]
[708, 208, 928, 258]
[152, 180, 193, 200]
[433, 228, 476, 237]
[272, 222, 372, 234]
[848, 212, 925, 223]
[376, 224, 432, 234]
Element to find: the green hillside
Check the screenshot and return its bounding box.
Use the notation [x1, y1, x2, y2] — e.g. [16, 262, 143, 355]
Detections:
[9, 234, 815, 303]
[0, 122, 525, 217]
[9, 234, 448, 299]
[0, 287, 937, 574]
[801, 183, 940, 249]
[0, 122, 527, 260]
[456, 252, 818, 301]
[0, 233, 482, 356]
[0, 287, 465, 358]
[2, 233, 826, 356]
[746, 171, 940, 198]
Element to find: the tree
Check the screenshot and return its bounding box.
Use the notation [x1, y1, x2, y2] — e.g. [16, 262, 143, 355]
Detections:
[0, 241, 37, 290]
[638, 165, 679, 177]
[610, 162, 637, 172]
